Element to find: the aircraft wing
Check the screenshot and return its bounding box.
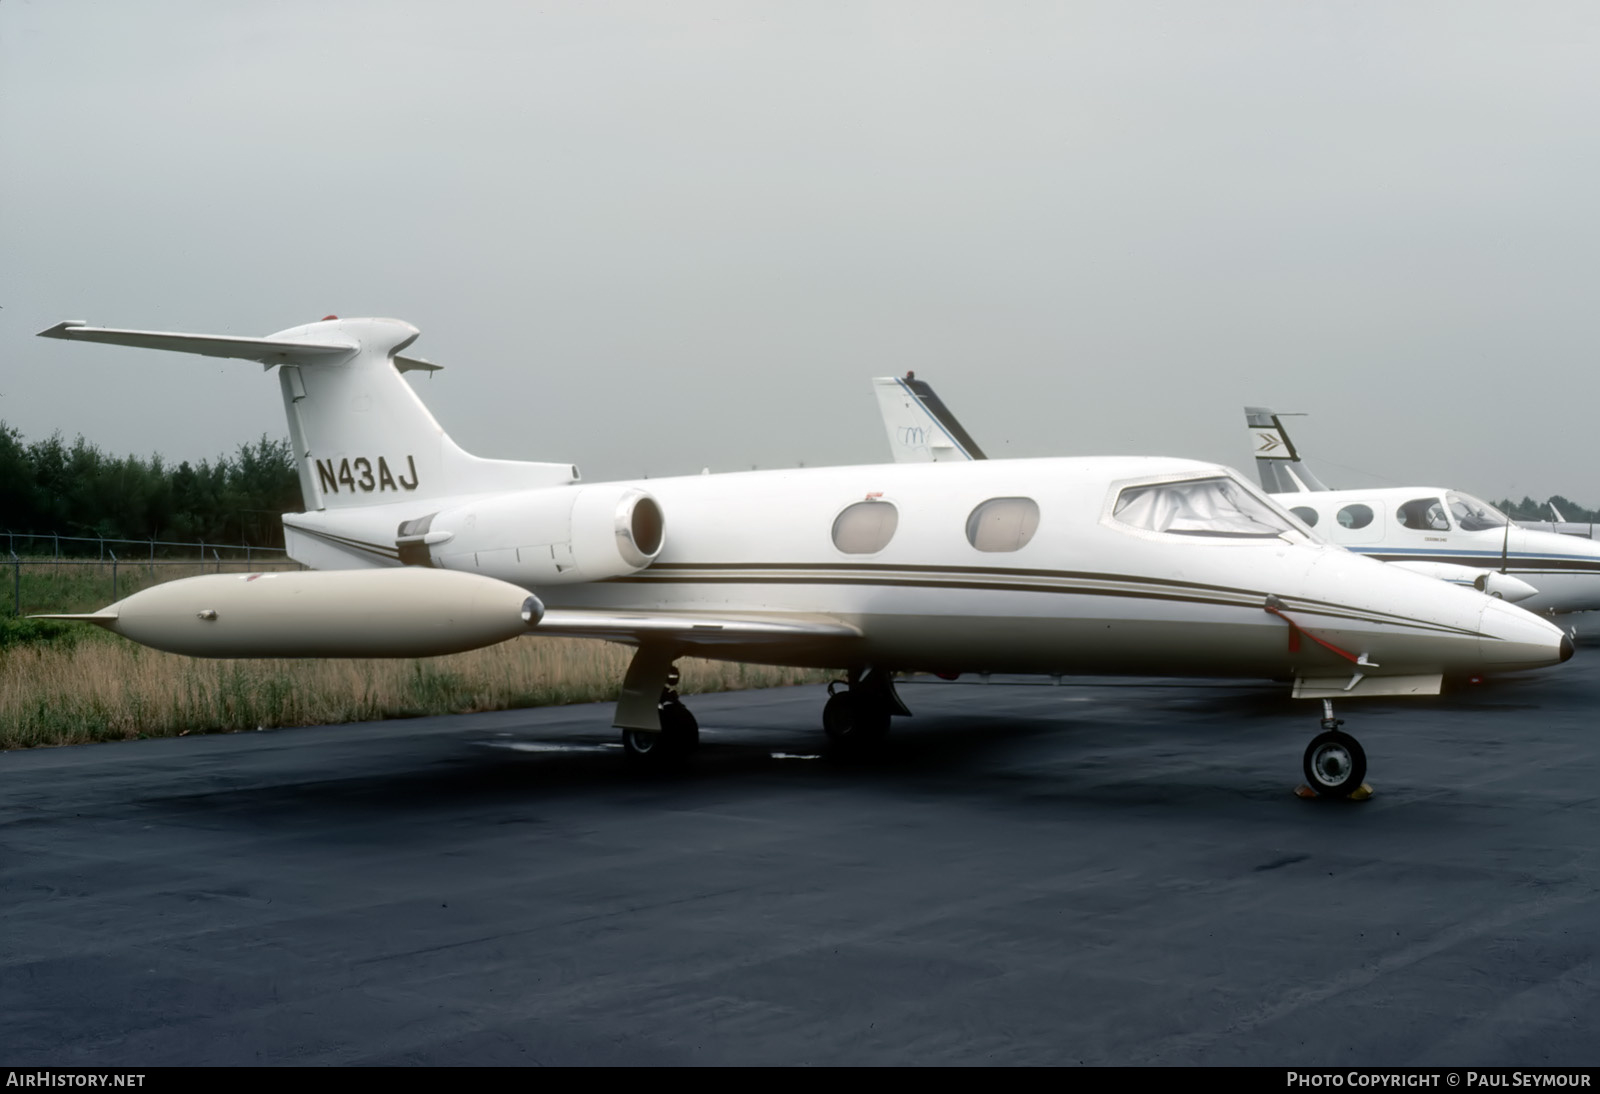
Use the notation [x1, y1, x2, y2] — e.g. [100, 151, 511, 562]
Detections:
[533, 609, 861, 650]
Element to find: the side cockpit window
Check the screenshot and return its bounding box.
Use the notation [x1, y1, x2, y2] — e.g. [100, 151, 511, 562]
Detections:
[1112, 477, 1293, 538]
[832, 500, 899, 554]
[1290, 506, 1320, 527]
[1396, 497, 1450, 532]
[966, 497, 1040, 552]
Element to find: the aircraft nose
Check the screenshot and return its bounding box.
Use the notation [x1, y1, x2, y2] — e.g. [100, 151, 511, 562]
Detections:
[1477, 599, 1571, 672]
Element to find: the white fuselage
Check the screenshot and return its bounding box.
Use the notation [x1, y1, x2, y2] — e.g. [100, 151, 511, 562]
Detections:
[1270, 486, 1600, 614]
[284, 457, 1566, 684]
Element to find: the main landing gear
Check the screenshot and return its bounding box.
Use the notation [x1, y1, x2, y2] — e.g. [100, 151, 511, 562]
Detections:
[822, 667, 909, 754]
[1301, 699, 1368, 799]
[621, 675, 700, 765]
[615, 648, 699, 767]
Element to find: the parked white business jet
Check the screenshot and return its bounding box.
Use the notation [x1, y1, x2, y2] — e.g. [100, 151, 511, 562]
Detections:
[1245, 408, 1600, 614]
[35, 321, 1573, 797]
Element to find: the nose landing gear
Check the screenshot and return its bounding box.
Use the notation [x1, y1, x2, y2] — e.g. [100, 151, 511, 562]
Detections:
[1301, 699, 1369, 799]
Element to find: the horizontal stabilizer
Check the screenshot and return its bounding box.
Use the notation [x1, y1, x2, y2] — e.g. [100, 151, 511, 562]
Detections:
[38, 322, 355, 366]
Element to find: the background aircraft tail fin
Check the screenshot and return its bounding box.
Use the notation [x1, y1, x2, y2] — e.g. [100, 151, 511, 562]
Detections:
[40, 318, 577, 512]
[871, 373, 986, 463]
[1243, 406, 1330, 493]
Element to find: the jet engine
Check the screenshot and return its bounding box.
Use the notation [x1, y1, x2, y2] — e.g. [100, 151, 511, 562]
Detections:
[405, 483, 665, 585]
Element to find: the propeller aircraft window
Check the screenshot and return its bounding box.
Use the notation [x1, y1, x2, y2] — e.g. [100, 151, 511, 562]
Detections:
[1337, 504, 1374, 529]
[1113, 477, 1293, 538]
[966, 497, 1041, 552]
[1447, 492, 1509, 532]
[1290, 506, 1320, 527]
[832, 500, 900, 554]
[1396, 497, 1450, 532]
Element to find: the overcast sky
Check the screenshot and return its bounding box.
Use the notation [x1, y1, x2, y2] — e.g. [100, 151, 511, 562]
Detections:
[3, 2, 1597, 504]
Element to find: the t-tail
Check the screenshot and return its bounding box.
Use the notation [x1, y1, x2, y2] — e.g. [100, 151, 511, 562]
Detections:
[38, 317, 578, 512]
[871, 372, 986, 463]
[1243, 406, 1329, 494]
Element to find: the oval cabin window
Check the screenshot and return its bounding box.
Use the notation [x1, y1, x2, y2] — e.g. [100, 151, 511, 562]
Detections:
[832, 500, 899, 554]
[966, 497, 1041, 552]
[1337, 504, 1374, 530]
[1290, 506, 1319, 527]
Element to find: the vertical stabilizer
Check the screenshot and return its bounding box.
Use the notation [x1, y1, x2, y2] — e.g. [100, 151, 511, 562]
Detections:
[1243, 406, 1329, 493]
[871, 373, 986, 463]
[39, 317, 579, 512]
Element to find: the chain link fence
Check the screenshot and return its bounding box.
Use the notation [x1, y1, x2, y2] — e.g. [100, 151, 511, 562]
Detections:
[6, 533, 300, 617]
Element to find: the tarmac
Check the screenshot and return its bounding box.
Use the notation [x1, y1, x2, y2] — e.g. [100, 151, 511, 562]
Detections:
[3, 651, 1599, 1066]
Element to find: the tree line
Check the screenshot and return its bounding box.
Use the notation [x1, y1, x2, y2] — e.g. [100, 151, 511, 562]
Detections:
[0, 423, 301, 552]
[1493, 495, 1600, 523]
[1, 419, 1594, 550]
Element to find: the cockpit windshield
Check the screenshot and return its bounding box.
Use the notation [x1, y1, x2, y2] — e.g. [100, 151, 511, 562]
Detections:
[1113, 476, 1300, 539]
[1447, 492, 1509, 532]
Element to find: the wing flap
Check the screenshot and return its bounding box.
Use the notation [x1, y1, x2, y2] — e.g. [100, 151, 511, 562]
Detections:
[534, 609, 860, 649]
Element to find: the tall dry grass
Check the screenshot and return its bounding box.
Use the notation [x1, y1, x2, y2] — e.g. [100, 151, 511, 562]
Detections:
[0, 634, 831, 749]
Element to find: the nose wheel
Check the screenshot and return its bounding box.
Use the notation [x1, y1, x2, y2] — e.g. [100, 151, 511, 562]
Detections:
[1301, 701, 1368, 799]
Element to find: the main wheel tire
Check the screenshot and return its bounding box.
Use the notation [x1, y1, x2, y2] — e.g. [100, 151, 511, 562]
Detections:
[823, 691, 890, 749]
[659, 701, 699, 750]
[622, 702, 699, 766]
[1302, 730, 1367, 798]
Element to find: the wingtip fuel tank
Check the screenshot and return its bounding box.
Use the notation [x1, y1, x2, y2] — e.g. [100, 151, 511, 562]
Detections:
[34, 569, 544, 658]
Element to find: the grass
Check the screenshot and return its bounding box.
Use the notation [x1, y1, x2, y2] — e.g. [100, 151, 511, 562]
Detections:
[0, 557, 834, 749]
[0, 619, 830, 750]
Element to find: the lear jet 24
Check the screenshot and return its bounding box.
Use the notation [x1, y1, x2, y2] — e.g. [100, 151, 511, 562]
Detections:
[35, 319, 1572, 797]
[1245, 407, 1600, 615]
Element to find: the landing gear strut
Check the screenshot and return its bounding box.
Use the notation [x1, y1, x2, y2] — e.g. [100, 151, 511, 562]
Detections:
[822, 667, 908, 753]
[1301, 699, 1368, 798]
[616, 649, 699, 767]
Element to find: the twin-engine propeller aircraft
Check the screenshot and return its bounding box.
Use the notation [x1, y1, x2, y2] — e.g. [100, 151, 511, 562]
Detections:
[1244, 407, 1600, 615]
[34, 320, 1573, 797]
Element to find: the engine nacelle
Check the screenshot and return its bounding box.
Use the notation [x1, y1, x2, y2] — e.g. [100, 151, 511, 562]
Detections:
[1473, 570, 1539, 604]
[1388, 559, 1538, 604]
[410, 483, 665, 585]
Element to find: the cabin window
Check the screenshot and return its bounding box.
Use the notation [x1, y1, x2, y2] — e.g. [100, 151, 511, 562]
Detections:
[1290, 506, 1319, 527]
[832, 500, 899, 554]
[1447, 492, 1508, 532]
[1337, 504, 1374, 530]
[966, 497, 1041, 552]
[1112, 477, 1292, 538]
[1396, 497, 1450, 532]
